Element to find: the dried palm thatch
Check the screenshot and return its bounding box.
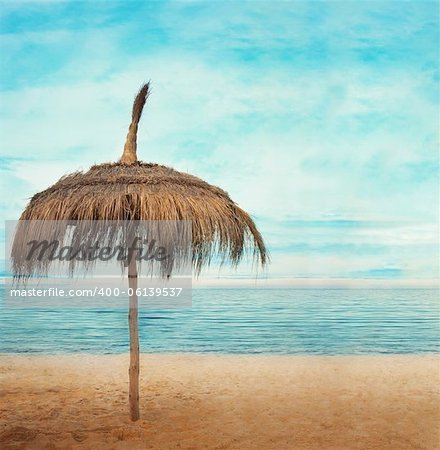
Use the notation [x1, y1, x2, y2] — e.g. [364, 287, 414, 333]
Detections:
[13, 161, 266, 276]
[13, 83, 266, 277]
[11, 82, 267, 421]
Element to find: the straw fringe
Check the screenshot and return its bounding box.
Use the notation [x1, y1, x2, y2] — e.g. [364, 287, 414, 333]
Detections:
[13, 162, 267, 277]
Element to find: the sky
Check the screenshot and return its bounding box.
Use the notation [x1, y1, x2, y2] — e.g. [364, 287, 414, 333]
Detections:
[0, 0, 438, 282]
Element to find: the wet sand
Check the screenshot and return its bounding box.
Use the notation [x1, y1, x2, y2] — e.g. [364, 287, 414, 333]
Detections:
[0, 354, 438, 449]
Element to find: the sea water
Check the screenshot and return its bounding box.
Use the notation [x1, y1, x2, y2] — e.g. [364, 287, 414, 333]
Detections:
[0, 288, 438, 355]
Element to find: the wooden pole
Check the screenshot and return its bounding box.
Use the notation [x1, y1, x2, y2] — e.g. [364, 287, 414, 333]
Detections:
[128, 256, 140, 421]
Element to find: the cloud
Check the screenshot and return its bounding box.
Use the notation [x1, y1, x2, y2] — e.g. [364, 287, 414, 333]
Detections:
[349, 267, 403, 279]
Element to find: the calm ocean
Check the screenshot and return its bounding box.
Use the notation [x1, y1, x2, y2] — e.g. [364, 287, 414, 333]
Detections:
[0, 288, 438, 355]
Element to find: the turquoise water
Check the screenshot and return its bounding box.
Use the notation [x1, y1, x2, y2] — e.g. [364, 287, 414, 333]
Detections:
[0, 288, 438, 355]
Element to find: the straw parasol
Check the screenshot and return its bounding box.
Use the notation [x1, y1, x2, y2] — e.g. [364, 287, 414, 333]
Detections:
[11, 83, 267, 421]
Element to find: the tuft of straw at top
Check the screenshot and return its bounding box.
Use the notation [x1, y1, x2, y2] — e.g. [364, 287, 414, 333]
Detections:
[120, 83, 150, 165]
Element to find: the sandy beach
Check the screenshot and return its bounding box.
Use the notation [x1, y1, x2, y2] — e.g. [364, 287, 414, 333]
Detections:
[0, 354, 438, 450]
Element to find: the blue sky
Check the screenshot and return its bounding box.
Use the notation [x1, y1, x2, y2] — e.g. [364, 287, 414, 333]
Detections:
[0, 1, 438, 282]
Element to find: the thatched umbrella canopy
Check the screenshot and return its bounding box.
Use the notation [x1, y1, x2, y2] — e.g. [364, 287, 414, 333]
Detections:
[11, 83, 267, 421]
